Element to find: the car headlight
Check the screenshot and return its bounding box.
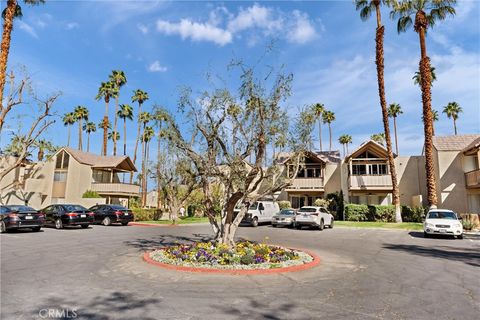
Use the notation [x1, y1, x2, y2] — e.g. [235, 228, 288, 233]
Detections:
[425, 223, 434, 228]
[453, 222, 462, 228]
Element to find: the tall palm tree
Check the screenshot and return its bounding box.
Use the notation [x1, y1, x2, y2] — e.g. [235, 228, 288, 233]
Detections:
[138, 111, 151, 204]
[391, 0, 456, 208]
[442, 101, 462, 135]
[73, 105, 89, 151]
[83, 121, 96, 152]
[387, 103, 403, 155]
[371, 133, 386, 146]
[338, 134, 353, 157]
[356, 0, 402, 222]
[141, 126, 155, 207]
[131, 89, 149, 183]
[322, 110, 335, 151]
[97, 119, 111, 154]
[62, 112, 75, 147]
[413, 66, 436, 86]
[0, 0, 44, 126]
[34, 139, 52, 161]
[109, 70, 127, 156]
[108, 131, 120, 142]
[312, 103, 325, 151]
[421, 109, 439, 135]
[117, 104, 133, 156]
[95, 81, 115, 156]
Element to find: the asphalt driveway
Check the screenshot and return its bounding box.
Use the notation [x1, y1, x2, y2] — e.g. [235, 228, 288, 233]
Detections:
[1, 224, 479, 320]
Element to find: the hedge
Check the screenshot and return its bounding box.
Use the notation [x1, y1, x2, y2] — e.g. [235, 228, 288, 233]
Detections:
[131, 208, 162, 221]
[344, 204, 369, 221]
[345, 204, 425, 222]
[401, 206, 425, 223]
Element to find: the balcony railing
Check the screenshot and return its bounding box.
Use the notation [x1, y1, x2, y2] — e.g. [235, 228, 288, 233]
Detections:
[465, 169, 480, 188]
[91, 183, 140, 196]
[285, 178, 324, 190]
[349, 175, 392, 190]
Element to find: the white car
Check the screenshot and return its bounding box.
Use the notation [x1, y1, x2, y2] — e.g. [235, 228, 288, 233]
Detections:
[423, 209, 463, 239]
[295, 206, 334, 230]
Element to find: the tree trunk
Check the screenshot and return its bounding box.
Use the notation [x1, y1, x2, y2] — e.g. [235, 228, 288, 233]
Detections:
[113, 96, 119, 155]
[131, 102, 142, 183]
[102, 115, 108, 156]
[156, 126, 162, 209]
[78, 119, 83, 151]
[67, 126, 71, 147]
[393, 116, 399, 155]
[87, 133, 90, 152]
[318, 120, 323, 152]
[0, 0, 16, 120]
[453, 118, 457, 135]
[328, 123, 332, 151]
[375, 19, 402, 222]
[123, 118, 127, 155]
[140, 125, 146, 207]
[38, 149, 44, 162]
[418, 27, 438, 208]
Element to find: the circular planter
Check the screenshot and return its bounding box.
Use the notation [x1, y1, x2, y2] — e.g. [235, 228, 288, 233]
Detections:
[143, 247, 320, 275]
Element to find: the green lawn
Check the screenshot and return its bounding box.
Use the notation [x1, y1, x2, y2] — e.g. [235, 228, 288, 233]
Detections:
[136, 217, 210, 225]
[335, 221, 423, 231]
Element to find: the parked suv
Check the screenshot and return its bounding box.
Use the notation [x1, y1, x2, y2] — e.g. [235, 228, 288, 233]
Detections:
[295, 206, 334, 230]
[89, 204, 134, 226]
[1, 205, 44, 233]
[41, 204, 94, 229]
[424, 209, 463, 239]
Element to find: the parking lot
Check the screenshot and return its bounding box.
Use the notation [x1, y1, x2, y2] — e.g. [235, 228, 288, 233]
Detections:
[1, 224, 479, 320]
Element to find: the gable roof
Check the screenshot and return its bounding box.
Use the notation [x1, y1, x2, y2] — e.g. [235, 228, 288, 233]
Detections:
[346, 140, 394, 161]
[55, 148, 137, 172]
[463, 137, 480, 155]
[432, 135, 480, 151]
[278, 150, 340, 165]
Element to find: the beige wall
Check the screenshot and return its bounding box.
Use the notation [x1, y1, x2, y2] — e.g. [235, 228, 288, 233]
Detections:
[323, 163, 341, 195]
[396, 156, 427, 207]
[64, 160, 93, 204]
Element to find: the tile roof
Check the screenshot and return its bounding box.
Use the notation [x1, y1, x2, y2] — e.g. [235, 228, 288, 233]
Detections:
[432, 135, 480, 151]
[62, 148, 137, 171]
[462, 137, 480, 153]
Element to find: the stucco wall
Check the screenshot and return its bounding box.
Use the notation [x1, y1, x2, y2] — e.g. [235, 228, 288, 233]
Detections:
[395, 156, 427, 207]
[64, 160, 93, 204]
[323, 163, 341, 195]
[434, 150, 468, 212]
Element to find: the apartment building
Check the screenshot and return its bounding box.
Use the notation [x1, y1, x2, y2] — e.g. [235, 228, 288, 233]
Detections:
[0, 147, 140, 209]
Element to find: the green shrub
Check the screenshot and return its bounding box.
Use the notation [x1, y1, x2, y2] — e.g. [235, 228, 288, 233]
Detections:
[401, 206, 425, 222]
[132, 208, 160, 221]
[462, 219, 474, 231]
[345, 204, 369, 221]
[314, 198, 330, 207]
[326, 191, 344, 220]
[368, 205, 395, 222]
[82, 190, 101, 198]
[278, 201, 292, 210]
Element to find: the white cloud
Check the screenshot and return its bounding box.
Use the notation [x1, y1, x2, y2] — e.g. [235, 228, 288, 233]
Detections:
[287, 10, 317, 44]
[156, 19, 232, 46]
[18, 21, 38, 38]
[148, 60, 168, 72]
[227, 4, 282, 34]
[66, 22, 79, 30]
[137, 23, 149, 34]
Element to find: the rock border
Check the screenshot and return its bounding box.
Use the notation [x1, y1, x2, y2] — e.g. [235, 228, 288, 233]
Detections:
[142, 248, 320, 275]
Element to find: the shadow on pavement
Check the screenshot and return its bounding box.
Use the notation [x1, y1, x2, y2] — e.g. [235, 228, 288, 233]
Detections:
[383, 243, 480, 267]
[408, 231, 456, 239]
[124, 233, 214, 251]
[18, 291, 161, 320]
[213, 297, 301, 320]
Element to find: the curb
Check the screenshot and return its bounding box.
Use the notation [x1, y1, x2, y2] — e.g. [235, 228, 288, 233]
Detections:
[142, 249, 320, 275]
[130, 222, 178, 227]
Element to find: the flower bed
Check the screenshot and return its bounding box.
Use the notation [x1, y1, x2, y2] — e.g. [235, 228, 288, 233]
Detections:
[147, 240, 315, 271]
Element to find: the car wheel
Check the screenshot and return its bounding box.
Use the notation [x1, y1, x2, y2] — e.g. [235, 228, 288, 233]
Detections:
[121, 222, 129, 226]
[1, 221, 7, 233]
[319, 219, 324, 231]
[55, 219, 63, 229]
[32, 227, 41, 232]
[424, 231, 429, 238]
[81, 225, 89, 229]
[457, 234, 463, 240]
[272, 223, 276, 228]
[330, 219, 334, 229]
[296, 224, 302, 230]
[251, 217, 258, 227]
[102, 217, 111, 226]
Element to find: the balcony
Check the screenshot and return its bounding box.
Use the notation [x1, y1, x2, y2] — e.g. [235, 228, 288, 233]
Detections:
[349, 175, 392, 190]
[285, 178, 324, 191]
[465, 169, 480, 188]
[91, 183, 140, 196]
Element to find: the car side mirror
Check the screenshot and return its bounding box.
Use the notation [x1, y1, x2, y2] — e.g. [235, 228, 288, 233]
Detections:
[258, 204, 264, 211]
[458, 217, 463, 221]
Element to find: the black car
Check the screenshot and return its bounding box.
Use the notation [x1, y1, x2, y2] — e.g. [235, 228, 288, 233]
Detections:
[0, 205, 44, 233]
[40, 204, 94, 229]
[89, 204, 134, 226]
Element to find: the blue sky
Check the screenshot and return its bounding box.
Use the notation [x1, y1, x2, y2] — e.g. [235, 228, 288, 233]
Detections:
[3, 0, 480, 157]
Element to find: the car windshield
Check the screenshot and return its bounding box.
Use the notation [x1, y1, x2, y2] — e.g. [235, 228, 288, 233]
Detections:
[249, 203, 258, 210]
[6, 205, 35, 212]
[110, 205, 128, 210]
[64, 205, 87, 212]
[279, 210, 295, 216]
[0, 206, 9, 214]
[427, 211, 457, 220]
[298, 207, 317, 213]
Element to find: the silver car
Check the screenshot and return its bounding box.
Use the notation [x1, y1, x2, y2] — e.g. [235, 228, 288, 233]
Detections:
[271, 209, 296, 228]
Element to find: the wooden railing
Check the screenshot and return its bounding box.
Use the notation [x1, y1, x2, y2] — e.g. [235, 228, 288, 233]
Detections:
[349, 175, 392, 189]
[91, 183, 140, 195]
[465, 169, 480, 188]
[285, 178, 324, 190]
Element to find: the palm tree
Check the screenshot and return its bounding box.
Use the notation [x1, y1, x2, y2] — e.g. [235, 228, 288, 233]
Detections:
[97, 119, 111, 154]
[312, 103, 325, 151]
[0, 0, 44, 127]
[322, 110, 335, 151]
[356, 0, 402, 222]
[387, 103, 403, 155]
[73, 105, 89, 151]
[442, 101, 462, 135]
[138, 111, 151, 203]
[421, 109, 439, 135]
[95, 81, 115, 156]
[413, 66, 436, 86]
[141, 126, 155, 207]
[391, 0, 456, 208]
[338, 134, 352, 157]
[62, 112, 75, 147]
[109, 70, 127, 156]
[83, 121, 96, 152]
[34, 139, 52, 161]
[117, 104, 133, 156]
[131, 89, 149, 183]
[371, 133, 386, 146]
[108, 130, 120, 142]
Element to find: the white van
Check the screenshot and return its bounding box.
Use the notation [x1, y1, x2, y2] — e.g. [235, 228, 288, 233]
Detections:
[237, 201, 280, 227]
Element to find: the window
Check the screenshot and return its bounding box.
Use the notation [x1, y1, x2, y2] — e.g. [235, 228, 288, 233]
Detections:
[55, 151, 69, 169]
[54, 171, 67, 182]
[352, 164, 367, 175]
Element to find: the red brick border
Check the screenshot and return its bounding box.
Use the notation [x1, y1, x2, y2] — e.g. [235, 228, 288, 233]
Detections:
[142, 248, 320, 275]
